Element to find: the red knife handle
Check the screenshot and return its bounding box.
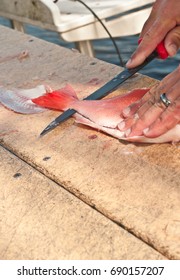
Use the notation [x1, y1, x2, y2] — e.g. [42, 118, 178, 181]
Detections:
[138, 38, 168, 59]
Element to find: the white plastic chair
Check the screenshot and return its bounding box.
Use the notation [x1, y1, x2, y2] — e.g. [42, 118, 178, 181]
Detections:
[0, 0, 155, 56]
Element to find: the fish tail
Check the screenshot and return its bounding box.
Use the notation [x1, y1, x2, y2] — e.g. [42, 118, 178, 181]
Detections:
[0, 85, 48, 114]
[32, 84, 78, 111]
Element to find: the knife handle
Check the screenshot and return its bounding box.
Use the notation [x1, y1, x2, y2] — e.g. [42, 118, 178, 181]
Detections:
[138, 38, 168, 59]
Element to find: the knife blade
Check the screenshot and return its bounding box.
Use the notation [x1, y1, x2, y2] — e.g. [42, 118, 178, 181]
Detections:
[40, 42, 168, 137]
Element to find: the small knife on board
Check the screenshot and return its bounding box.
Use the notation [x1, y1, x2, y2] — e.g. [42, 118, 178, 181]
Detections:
[40, 41, 168, 137]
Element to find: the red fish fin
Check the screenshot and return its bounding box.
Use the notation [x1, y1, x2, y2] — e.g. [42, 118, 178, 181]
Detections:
[118, 88, 150, 106]
[32, 84, 78, 110]
[62, 84, 78, 98]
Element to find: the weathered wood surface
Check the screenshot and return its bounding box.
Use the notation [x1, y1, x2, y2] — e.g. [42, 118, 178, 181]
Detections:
[0, 146, 165, 259]
[0, 25, 179, 259]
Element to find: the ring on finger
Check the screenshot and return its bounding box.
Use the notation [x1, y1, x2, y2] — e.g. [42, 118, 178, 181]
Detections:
[160, 93, 171, 107]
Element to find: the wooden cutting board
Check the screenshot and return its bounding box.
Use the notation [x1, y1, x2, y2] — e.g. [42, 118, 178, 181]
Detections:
[0, 25, 179, 259]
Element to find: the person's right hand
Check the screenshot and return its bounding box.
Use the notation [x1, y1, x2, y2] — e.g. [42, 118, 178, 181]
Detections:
[126, 0, 180, 68]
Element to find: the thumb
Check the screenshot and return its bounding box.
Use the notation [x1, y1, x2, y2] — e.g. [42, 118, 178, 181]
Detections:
[165, 26, 180, 56]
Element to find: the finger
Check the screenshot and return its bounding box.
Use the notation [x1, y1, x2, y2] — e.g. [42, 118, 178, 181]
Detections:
[139, 66, 180, 111]
[157, 64, 180, 91]
[123, 66, 180, 119]
[122, 84, 159, 118]
[164, 26, 180, 56]
[126, 1, 161, 68]
[118, 115, 137, 132]
[126, 19, 176, 68]
[139, 0, 160, 37]
[144, 97, 180, 137]
[125, 103, 163, 137]
[125, 79, 180, 137]
[122, 87, 153, 118]
[122, 98, 145, 118]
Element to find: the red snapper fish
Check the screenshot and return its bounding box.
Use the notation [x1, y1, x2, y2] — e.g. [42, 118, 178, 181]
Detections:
[0, 84, 179, 143]
[32, 85, 180, 143]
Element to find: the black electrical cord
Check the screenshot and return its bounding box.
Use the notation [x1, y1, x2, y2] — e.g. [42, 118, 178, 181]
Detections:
[67, 0, 124, 66]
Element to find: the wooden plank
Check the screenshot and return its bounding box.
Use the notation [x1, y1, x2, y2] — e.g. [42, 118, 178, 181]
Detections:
[0, 25, 179, 259]
[0, 146, 165, 259]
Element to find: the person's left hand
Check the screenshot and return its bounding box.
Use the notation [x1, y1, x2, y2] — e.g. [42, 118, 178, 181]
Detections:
[118, 65, 180, 138]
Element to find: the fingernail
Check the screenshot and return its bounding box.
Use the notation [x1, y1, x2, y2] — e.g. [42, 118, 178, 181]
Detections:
[134, 113, 139, 120]
[143, 128, 149, 135]
[123, 107, 130, 116]
[118, 121, 125, 131]
[126, 59, 132, 67]
[125, 128, 131, 137]
[167, 43, 178, 56]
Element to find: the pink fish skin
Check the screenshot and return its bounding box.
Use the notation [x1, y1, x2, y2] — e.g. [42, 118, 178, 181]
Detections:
[32, 84, 180, 144]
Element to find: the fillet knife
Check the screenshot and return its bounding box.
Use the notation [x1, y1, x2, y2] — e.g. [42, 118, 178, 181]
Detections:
[40, 41, 168, 136]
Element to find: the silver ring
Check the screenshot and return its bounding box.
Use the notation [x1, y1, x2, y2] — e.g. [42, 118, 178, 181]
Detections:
[160, 93, 171, 107]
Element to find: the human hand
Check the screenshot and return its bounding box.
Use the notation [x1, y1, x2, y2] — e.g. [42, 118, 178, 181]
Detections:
[126, 0, 180, 68]
[118, 66, 180, 138]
